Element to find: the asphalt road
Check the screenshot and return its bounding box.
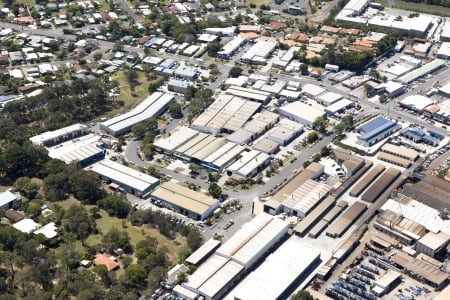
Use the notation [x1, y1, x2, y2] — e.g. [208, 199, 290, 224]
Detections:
[116, 0, 142, 23]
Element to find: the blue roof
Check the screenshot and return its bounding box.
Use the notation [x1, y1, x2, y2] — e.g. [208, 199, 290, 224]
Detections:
[358, 116, 392, 134]
[422, 135, 437, 144]
[401, 127, 437, 144]
[0, 95, 18, 103]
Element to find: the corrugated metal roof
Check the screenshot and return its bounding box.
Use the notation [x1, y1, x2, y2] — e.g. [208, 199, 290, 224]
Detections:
[186, 239, 221, 265]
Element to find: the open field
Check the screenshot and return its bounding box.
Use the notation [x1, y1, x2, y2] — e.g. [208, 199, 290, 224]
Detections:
[0, 185, 11, 192]
[247, 0, 273, 6]
[104, 71, 150, 118]
[379, 0, 450, 17]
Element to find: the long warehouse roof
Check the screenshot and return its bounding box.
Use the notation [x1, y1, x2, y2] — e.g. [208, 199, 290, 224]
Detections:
[234, 237, 320, 300]
[88, 160, 159, 192]
[30, 123, 88, 145]
[154, 126, 199, 152]
[151, 182, 218, 216]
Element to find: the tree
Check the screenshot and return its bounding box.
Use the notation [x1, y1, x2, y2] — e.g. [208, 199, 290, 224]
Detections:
[69, 170, 103, 204]
[124, 264, 147, 288]
[341, 115, 354, 130]
[131, 123, 146, 138]
[206, 39, 221, 57]
[93, 52, 103, 61]
[306, 131, 319, 144]
[228, 66, 243, 78]
[300, 63, 308, 75]
[62, 205, 96, 243]
[312, 116, 327, 133]
[363, 83, 374, 97]
[27, 202, 42, 218]
[168, 102, 182, 118]
[102, 227, 132, 253]
[147, 166, 162, 179]
[208, 182, 222, 198]
[98, 193, 131, 218]
[14, 176, 39, 199]
[187, 228, 202, 251]
[290, 290, 314, 300]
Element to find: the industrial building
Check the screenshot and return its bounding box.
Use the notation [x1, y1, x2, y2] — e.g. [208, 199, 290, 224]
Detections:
[272, 46, 300, 69]
[380, 143, 419, 162]
[426, 99, 450, 125]
[226, 86, 271, 103]
[301, 83, 326, 99]
[218, 36, 245, 58]
[277, 101, 326, 128]
[371, 270, 402, 297]
[378, 152, 412, 168]
[227, 150, 271, 177]
[356, 116, 400, 146]
[252, 138, 280, 154]
[336, 0, 433, 37]
[186, 239, 221, 265]
[181, 213, 289, 300]
[153, 127, 199, 153]
[416, 231, 450, 258]
[30, 123, 89, 147]
[226, 111, 280, 145]
[234, 237, 320, 300]
[241, 38, 277, 65]
[436, 42, 450, 60]
[390, 251, 448, 289]
[325, 98, 354, 116]
[150, 182, 219, 221]
[361, 168, 401, 203]
[0, 190, 21, 210]
[191, 94, 261, 135]
[317, 91, 343, 106]
[100, 92, 174, 136]
[326, 201, 367, 238]
[399, 95, 434, 112]
[373, 81, 406, 99]
[280, 179, 331, 218]
[266, 118, 304, 146]
[168, 78, 192, 94]
[88, 160, 160, 198]
[397, 59, 446, 84]
[349, 165, 385, 197]
[46, 134, 105, 166]
[399, 127, 438, 145]
[173, 133, 226, 162]
[201, 143, 246, 172]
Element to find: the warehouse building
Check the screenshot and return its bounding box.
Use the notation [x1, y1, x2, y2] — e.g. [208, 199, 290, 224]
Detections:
[326, 201, 367, 238]
[416, 231, 450, 258]
[226, 86, 271, 104]
[317, 91, 343, 106]
[172, 133, 227, 162]
[399, 127, 438, 145]
[399, 95, 434, 112]
[277, 102, 326, 128]
[378, 152, 412, 168]
[151, 182, 219, 220]
[397, 59, 446, 84]
[226, 111, 279, 145]
[241, 38, 277, 65]
[234, 237, 320, 300]
[181, 213, 289, 300]
[101, 92, 174, 136]
[252, 138, 280, 154]
[361, 168, 401, 203]
[373, 81, 406, 99]
[325, 98, 354, 116]
[356, 116, 400, 146]
[427, 99, 450, 125]
[30, 123, 89, 147]
[88, 160, 160, 198]
[436, 42, 450, 60]
[47, 134, 105, 166]
[191, 94, 261, 135]
[218, 36, 245, 59]
[371, 270, 402, 297]
[227, 150, 271, 177]
[280, 179, 331, 218]
[186, 239, 221, 266]
[168, 78, 192, 94]
[301, 83, 325, 99]
[201, 143, 246, 172]
[349, 165, 385, 197]
[153, 126, 199, 154]
[266, 119, 304, 146]
[272, 46, 300, 69]
[380, 143, 419, 162]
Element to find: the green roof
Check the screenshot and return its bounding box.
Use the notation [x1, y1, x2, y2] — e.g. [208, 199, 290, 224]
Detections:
[397, 59, 445, 84]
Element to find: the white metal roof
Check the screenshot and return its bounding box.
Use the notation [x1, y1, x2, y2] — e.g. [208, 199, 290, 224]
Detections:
[326, 98, 353, 113]
[203, 143, 245, 169]
[234, 237, 320, 300]
[302, 83, 325, 97]
[381, 198, 450, 233]
[219, 36, 245, 56]
[30, 123, 88, 145]
[101, 92, 174, 134]
[186, 239, 221, 265]
[418, 231, 450, 251]
[241, 38, 277, 61]
[400, 95, 434, 111]
[0, 190, 19, 208]
[282, 179, 331, 216]
[154, 127, 198, 152]
[88, 160, 159, 193]
[34, 222, 58, 239]
[47, 134, 102, 164]
[13, 218, 39, 234]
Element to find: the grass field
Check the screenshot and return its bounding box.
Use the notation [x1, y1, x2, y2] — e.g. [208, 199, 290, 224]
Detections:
[247, 0, 273, 6]
[105, 71, 150, 118]
[0, 185, 11, 192]
[378, 0, 450, 17]
[56, 197, 187, 262]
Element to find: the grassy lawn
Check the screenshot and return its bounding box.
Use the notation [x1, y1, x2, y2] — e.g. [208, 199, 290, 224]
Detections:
[0, 185, 11, 192]
[378, 0, 450, 17]
[104, 71, 150, 118]
[86, 210, 188, 261]
[247, 0, 273, 6]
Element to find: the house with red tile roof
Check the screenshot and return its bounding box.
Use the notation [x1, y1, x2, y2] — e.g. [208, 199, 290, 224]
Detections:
[94, 254, 120, 271]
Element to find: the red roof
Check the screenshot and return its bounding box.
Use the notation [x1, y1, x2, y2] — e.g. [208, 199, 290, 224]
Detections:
[94, 254, 119, 271]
